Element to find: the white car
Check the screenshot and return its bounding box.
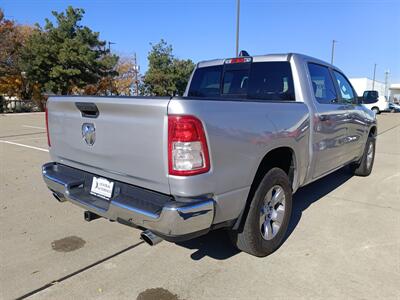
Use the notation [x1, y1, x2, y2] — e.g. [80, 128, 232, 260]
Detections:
[361, 90, 389, 114]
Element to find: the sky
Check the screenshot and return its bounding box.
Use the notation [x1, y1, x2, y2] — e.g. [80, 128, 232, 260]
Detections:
[2, 0, 400, 83]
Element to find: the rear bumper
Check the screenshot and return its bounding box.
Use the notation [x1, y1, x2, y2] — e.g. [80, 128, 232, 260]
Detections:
[42, 162, 215, 239]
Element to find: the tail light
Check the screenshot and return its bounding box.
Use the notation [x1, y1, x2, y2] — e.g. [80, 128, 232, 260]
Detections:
[45, 107, 51, 147]
[168, 115, 210, 176]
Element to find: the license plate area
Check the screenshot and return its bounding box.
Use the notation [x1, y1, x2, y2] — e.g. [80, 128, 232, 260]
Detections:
[90, 176, 114, 200]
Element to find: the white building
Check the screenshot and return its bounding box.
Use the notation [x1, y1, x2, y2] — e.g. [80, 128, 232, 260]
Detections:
[350, 77, 386, 99]
[350, 77, 400, 103]
[389, 83, 400, 103]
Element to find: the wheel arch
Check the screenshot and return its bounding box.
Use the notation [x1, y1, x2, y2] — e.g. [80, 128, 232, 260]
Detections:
[232, 146, 297, 230]
[369, 125, 377, 137]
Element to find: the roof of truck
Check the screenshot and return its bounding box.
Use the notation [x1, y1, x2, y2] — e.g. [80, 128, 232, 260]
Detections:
[197, 53, 334, 69]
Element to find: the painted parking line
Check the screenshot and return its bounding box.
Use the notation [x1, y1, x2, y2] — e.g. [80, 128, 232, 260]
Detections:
[8, 136, 47, 142]
[0, 140, 49, 152]
[22, 125, 46, 130]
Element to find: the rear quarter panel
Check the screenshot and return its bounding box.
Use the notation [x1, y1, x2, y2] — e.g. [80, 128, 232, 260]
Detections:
[168, 98, 310, 223]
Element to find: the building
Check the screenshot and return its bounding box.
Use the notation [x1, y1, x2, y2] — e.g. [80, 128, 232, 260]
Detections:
[350, 77, 400, 103]
[350, 77, 386, 98]
[389, 83, 400, 103]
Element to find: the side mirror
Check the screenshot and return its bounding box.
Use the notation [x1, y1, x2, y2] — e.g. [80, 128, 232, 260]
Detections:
[363, 91, 379, 101]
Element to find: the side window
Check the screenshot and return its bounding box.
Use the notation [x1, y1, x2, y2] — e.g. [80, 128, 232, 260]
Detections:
[308, 63, 337, 104]
[333, 71, 356, 104]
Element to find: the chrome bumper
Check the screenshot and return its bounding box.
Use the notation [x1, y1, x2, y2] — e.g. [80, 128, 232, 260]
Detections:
[42, 162, 215, 238]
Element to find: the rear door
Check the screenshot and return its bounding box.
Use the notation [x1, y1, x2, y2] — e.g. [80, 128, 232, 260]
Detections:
[47, 96, 171, 194]
[308, 63, 351, 179]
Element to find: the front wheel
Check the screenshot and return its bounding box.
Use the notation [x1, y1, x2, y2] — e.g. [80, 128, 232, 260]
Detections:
[351, 136, 376, 176]
[230, 168, 292, 257]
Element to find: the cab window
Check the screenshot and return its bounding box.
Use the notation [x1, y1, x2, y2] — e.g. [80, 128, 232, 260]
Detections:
[333, 71, 356, 104]
[307, 63, 338, 104]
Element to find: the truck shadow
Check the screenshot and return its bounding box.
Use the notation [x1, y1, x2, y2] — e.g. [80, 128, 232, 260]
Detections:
[176, 167, 353, 261]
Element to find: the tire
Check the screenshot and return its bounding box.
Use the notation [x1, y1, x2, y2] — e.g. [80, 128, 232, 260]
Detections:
[230, 168, 292, 257]
[371, 107, 380, 114]
[351, 136, 376, 176]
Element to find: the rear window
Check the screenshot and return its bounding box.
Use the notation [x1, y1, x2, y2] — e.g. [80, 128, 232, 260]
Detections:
[188, 61, 295, 101]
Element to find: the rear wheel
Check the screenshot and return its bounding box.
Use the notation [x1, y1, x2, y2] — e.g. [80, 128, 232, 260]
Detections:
[351, 136, 376, 176]
[230, 168, 292, 257]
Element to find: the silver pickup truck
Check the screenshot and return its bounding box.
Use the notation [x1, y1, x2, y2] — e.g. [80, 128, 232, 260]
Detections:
[42, 53, 377, 257]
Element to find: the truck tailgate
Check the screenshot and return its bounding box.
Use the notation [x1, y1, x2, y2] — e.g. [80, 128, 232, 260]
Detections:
[47, 96, 170, 194]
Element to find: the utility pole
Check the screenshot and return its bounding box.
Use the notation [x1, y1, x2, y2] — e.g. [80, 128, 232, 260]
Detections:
[235, 0, 240, 57]
[330, 40, 337, 65]
[108, 41, 116, 52]
[107, 41, 116, 95]
[372, 63, 377, 90]
[133, 53, 140, 96]
[384, 70, 390, 99]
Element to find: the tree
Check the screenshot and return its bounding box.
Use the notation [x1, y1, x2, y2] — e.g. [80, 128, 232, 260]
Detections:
[0, 9, 34, 99]
[20, 6, 118, 95]
[80, 57, 139, 96]
[143, 39, 194, 96]
[113, 56, 140, 96]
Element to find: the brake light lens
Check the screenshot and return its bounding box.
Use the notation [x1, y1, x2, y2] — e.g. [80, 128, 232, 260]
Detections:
[45, 107, 51, 147]
[225, 57, 252, 64]
[168, 115, 210, 176]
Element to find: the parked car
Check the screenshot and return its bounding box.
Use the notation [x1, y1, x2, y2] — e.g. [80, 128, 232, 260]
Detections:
[360, 90, 389, 114]
[42, 53, 377, 257]
[389, 102, 400, 113]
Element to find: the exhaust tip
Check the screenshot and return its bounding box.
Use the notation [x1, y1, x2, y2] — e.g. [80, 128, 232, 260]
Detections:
[53, 192, 66, 202]
[140, 230, 163, 246]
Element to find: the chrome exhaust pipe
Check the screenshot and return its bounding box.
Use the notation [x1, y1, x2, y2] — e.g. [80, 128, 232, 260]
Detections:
[140, 230, 163, 246]
[53, 192, 66, 202]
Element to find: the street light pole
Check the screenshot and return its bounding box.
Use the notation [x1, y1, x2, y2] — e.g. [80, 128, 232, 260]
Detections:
[235, 0, 240, 57]
[330, 40, 337, 65]
[372, 63, 377, 90]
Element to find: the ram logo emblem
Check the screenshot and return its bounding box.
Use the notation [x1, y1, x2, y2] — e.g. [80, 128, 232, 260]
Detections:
[82, 123, 96, 146]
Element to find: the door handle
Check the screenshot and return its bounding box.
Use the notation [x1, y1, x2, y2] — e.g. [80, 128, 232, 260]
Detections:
[75, 102, 99, 118]
[319, 115, 330, 122]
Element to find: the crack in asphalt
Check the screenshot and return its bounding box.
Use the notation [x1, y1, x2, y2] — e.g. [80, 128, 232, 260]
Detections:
[15, 241, 145, 300]
[0, 132, 46, 139]
[377, 123, 400, 136]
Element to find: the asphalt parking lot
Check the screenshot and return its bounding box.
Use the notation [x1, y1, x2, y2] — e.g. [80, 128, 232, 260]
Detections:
[1, 112, 399, 300]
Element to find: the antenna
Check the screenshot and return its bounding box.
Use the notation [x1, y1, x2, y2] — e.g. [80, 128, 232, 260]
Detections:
[238, 50, 250, 57]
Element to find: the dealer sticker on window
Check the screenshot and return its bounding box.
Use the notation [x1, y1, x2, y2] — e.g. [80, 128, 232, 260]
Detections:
[90, 176, 114, 200]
